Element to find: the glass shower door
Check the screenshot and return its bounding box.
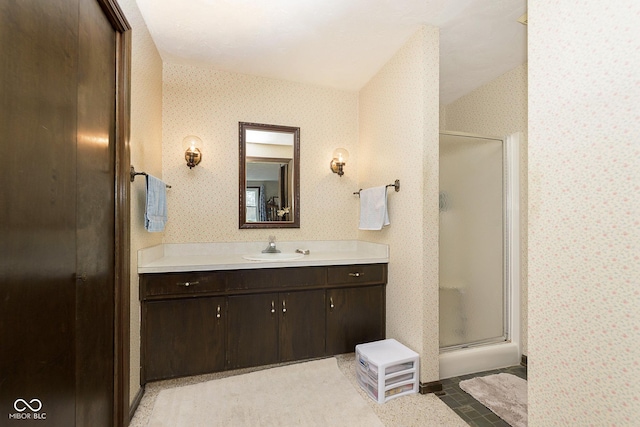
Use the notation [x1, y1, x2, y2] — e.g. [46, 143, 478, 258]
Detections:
[439, 132, 506, 350]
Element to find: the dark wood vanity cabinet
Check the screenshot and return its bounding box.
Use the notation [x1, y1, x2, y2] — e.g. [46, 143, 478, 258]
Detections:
[140, 264, 386, 383]
[226, 293, 279, 368]
[326, 264, 387, 355]
[278, 290, 326, 362]
[326, 286, 385, 355]
[226, 289, 325, 369]
[144, 297, 226, 382]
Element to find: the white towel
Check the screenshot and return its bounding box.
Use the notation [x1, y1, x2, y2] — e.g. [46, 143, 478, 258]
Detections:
[358, 186, 390, 230]
[145, 174, 168, 232]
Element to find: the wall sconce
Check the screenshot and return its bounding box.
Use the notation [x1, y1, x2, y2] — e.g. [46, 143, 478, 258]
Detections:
[182, 135, 202, 169]
[330, 148, 349, 177]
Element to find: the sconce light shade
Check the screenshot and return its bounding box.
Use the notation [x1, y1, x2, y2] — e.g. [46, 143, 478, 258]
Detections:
[182, 135, 202, 169]
[330, 148, 349, 177]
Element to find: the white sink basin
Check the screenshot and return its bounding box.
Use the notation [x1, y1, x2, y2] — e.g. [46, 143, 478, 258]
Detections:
[242, 252, 305, 261]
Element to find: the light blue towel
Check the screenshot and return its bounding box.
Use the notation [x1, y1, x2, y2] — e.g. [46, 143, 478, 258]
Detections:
[145, 174, 168, 232]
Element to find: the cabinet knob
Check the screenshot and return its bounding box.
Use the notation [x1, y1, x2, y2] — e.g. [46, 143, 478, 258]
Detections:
[329, 297, 335, 309]
[282, 300, 287, 314]
[216, 304, 221, 319]
[177, 281, 199, 287]
[348, 272, 364, 277]
[271, 300, 276, 314]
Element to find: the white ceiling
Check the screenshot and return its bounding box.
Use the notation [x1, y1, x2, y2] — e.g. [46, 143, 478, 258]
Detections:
[136, 0, 527, 105]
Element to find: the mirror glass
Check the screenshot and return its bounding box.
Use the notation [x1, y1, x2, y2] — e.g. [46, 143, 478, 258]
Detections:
[239, 122, 300, 228]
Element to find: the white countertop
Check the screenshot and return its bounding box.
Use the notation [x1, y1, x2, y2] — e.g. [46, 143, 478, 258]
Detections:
[138, 240, 389, 274]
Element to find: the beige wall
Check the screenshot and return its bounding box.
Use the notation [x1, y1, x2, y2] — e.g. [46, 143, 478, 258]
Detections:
[358, 26, 440, 383]
[443, 62, 528, 134]
[441, 62, 529, 354]
[118, 0, 164, 404]
[528, 1, 640, 424]
[161, 64, 359, 243]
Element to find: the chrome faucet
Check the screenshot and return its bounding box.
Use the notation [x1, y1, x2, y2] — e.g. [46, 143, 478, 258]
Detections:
[261, 235, 281, 253]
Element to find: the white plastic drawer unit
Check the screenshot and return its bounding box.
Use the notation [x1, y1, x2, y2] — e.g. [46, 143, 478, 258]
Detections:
[355, 338, 419, 403]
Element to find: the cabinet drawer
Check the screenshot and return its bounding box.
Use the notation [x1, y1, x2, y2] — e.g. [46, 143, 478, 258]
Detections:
[327, 264, 387, 285]
[227, 266, 326, 291]
[140, 271, 226, 299]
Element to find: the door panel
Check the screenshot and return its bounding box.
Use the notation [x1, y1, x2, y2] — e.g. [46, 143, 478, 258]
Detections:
[0, 0, 126, 425]
[439, 133, 506, 349]
[227, 294, 279, 369]
[326, 286, 385, 355]
[279, 290, 325, 362]
[75, 0, 116, 424]
[144, 298, 226, 381]
[0, 1, 79, 425]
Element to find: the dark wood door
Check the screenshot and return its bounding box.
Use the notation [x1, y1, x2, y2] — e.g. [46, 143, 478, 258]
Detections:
[0, 0, 129, 425]
[144, 297, 226, 382]
[0, 1, 79, 424]
[75, 0, 116, 424]
[227, 293, 279, 369]
[279, 290, 325, 362]
[326, 285, 386, 355]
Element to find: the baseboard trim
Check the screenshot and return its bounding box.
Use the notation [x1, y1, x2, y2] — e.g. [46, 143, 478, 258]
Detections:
[419, 380, 443, 394]
[129, 386, 145, 421]
[521, 354, 528, 367]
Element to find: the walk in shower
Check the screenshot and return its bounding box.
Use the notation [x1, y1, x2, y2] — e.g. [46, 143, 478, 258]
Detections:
[439, 131, 520, 379]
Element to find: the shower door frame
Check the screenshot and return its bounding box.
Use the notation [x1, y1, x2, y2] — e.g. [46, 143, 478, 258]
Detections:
[439, 131, 521, 353]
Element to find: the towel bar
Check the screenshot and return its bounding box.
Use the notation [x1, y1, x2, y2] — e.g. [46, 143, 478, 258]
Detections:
[130, 166, 171, 188]
[353, 179, 399, 196]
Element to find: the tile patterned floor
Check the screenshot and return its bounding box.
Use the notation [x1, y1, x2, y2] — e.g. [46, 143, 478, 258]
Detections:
[436, 364, 527, 427]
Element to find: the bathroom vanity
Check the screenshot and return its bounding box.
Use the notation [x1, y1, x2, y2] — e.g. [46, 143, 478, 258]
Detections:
[138, 241, 388, 383]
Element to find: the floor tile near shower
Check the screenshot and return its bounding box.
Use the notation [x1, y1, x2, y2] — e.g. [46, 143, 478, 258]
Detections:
[436, 364, 527, 427]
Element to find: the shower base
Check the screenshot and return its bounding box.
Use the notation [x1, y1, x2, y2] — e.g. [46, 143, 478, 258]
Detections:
[439, 341, 520, 380]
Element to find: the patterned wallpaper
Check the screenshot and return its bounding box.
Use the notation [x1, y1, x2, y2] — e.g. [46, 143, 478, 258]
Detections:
[528, 1, 640, 424]
[444, 63, 528, 135]
[358, 26, 440, 383]
[119, 0, 164, 402]
[442, 62, 529, 355]
[161, 64, 359, 243]
[116, 4, 639, 420]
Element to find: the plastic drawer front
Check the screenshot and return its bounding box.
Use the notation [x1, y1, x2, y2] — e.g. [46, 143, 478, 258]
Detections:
[355, 339, 419, 403]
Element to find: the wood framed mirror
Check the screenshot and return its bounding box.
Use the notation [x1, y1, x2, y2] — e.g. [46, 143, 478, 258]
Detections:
[239, 122, 300, 229]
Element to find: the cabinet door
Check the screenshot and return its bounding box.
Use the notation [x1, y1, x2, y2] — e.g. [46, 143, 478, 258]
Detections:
[227, 293, 279, 369]
[143, 297, 225, 382]
[326, 285, 385, 355]
[279, 290, 326, 362]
